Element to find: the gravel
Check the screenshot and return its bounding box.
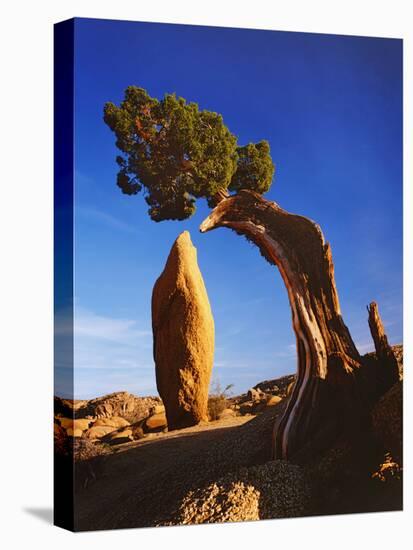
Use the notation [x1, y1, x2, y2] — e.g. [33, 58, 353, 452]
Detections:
[160, 460, 311, 525]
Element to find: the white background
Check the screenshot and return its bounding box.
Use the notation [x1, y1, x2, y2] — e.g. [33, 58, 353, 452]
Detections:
[0, 0, 411, 548]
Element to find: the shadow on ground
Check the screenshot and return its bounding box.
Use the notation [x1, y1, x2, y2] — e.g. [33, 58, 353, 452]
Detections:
[69, 397, 401, 532]
[24, 507, 53, 524]
[74, 407, 283, 531]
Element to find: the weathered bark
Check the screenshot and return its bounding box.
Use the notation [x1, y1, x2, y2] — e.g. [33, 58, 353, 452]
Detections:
[210, 187, 230, 207]
[200, 190, 396, 462]
[367, 301, 400, 392]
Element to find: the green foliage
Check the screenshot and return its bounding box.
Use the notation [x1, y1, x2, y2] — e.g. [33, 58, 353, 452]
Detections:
[104, 86, 275, 221]
[229, 141, 275, 194]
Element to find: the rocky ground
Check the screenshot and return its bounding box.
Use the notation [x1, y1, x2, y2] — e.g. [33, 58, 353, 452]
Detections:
[54, 345, 403, 531]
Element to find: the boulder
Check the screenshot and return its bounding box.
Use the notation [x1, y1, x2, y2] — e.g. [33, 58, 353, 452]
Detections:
[58, 417, 74, 430]
[58, 418, 91, 432]
[266, 395, 283, 407]
[247, 388, 264, 401]
[105, 427, 134, 445]
[152, 231, 215, 430]
[83, 426, 116, 440]
[66, 428, 83, 438]
[151, 404, 165, 415]
[73, 418, 92, 431]
[145, 412, 167, 432]
[92, 416, 130, 429]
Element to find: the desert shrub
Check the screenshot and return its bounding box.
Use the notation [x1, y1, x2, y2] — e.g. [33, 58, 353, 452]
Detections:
[131, 424, 145, 440]
[208, 381, 234, 421]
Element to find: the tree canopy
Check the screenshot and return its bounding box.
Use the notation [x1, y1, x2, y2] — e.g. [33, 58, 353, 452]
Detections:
[104, 86, 275, 221]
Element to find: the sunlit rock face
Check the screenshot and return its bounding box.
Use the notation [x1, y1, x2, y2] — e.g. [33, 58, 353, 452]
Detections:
[152, 231, 215, 430]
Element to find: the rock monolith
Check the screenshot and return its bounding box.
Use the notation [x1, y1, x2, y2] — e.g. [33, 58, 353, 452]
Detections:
[152, 231, 214, 430]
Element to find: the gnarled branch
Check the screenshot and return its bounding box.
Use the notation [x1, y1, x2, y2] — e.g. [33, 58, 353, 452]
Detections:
[200, 190, 396, 462]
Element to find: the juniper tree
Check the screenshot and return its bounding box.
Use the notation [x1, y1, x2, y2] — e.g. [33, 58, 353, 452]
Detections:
[104, 86, 275, 221]
[103, 87, 399, 465]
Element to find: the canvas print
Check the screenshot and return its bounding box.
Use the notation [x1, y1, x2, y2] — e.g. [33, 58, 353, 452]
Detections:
[54, 18, 403, 531]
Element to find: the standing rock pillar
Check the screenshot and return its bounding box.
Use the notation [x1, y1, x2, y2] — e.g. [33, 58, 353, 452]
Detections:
[152, 231, 215, 430]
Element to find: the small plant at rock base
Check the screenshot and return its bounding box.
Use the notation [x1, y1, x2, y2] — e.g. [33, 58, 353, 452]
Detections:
[208, 381, 234, 421]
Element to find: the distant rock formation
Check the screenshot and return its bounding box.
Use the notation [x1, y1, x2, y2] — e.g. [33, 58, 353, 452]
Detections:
[254, 374, 296, 397]
[152, 231, 215, 430]
[84, 392, 159, 421]
[54, 391, 161, 423]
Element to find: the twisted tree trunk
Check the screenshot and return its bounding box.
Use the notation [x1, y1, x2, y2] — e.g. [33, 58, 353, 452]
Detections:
[200, 190, 397, 462]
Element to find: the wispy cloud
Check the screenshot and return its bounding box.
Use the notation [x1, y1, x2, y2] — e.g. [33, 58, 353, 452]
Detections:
[55, 305, 156, 398]
[55, 306, 151, 345]
[69, 306, 155, 397]
[73, 350, 153, 371]
[77, 206, 138, 234]
[74, 306, 151, 345]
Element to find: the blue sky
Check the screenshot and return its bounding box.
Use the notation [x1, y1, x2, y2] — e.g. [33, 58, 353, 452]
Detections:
[66, 18, 402, 399]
